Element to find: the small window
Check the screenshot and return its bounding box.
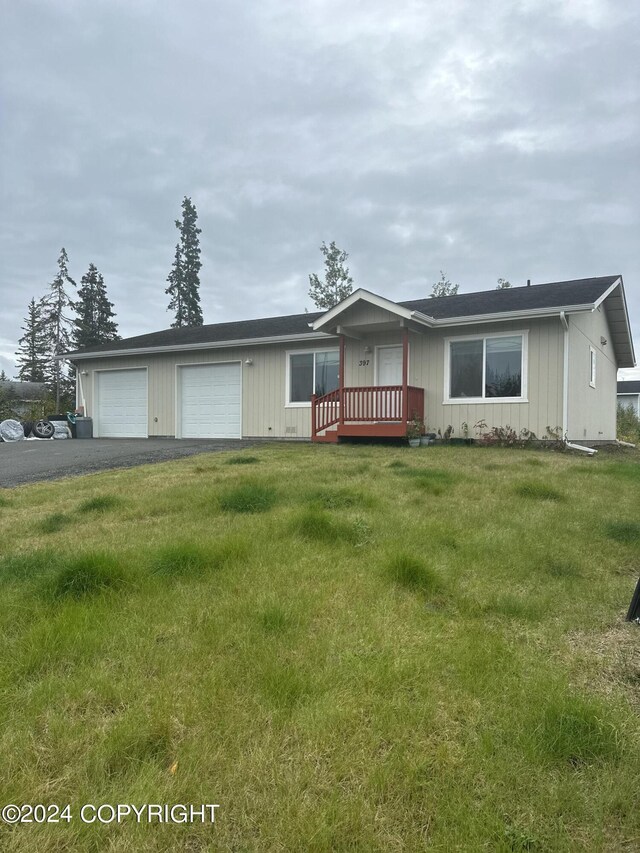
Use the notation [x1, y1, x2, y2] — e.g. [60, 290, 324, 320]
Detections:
[288, 350, 339, 405]
[589, 347, 596, 388]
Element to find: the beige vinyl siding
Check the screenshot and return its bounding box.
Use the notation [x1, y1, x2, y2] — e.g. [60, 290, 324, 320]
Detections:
[566, 308, 617, 441]
[76, 316, 566, 441]
[78, 340, 338, 439]
[341, 318, 564, 439]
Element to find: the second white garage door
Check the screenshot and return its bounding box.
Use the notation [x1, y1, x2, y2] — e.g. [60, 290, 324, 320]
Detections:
[180, 363, 242, 439]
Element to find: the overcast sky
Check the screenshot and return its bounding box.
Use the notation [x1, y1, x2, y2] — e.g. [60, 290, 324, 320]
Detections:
[1, 0, 639, 379]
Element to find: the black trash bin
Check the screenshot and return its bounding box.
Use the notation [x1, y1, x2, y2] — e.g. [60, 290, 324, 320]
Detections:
[75, 417, 93, 439]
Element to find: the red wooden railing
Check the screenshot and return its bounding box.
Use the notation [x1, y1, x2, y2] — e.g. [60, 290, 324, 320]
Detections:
[311, 389, 341, 438]
[312, 386, 424, 438]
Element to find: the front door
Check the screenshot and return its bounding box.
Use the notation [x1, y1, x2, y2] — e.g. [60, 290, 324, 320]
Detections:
[377, 346, 403, 385]
[376, 346, 404, 419]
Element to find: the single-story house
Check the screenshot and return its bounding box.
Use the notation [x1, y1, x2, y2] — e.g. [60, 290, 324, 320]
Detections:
[617, 380, 640, 417]
[0, 380, 47, 416]
[64, 275, 635, 444]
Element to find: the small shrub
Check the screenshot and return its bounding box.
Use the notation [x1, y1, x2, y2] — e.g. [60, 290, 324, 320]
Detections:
[386, 553, 444, 594]
[78, 495, 123, 514]
[534, 695, 621, 765]
[226, 455, 261, 466]
[219, 482, 277, 513]
[47, 553, 126, 600]
[514, 482, 564, 501]
[39, 512, 72, 534]
[604, 521, 640, 545]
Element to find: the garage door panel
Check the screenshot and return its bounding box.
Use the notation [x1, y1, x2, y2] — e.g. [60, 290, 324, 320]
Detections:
[180, 364, 241, 439]
[96, 370, 148, 438]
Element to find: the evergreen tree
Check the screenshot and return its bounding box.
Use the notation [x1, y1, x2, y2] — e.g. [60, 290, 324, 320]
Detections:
[430, 270, 459, 298]
[0, 370, 7, 381]
[73, 263, 119, 349]
[16, 298, 49, 382]
[40, 247, 76, 409]
[166, 196, 203, 327]
[496, 278, 512, 289]
[308, 241, 354, 310]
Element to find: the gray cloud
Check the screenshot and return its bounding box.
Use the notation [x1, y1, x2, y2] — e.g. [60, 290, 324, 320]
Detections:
[1, 0, 639, 377]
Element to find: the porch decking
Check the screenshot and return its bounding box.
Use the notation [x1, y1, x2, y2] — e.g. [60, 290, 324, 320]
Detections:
[311, 385, 425, 442]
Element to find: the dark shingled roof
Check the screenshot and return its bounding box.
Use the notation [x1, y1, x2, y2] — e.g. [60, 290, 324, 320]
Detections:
[66, 275, 621, 357]
[617, 381, 640, 394]
[398, 276, 621, 319]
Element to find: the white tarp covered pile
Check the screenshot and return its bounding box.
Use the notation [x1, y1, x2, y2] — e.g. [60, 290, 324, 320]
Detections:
[0, 419, 25, 442]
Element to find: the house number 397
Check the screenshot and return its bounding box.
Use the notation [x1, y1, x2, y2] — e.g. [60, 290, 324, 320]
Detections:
[358, 359, 370, 366]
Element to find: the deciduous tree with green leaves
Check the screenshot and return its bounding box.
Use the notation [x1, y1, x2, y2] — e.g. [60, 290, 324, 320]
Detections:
[430, 271, 459, 297]
[15, 298, 49, 382]
[166, 196, 203, 328]
[72, 263, 119, 349]
[308, 241, 354, 309]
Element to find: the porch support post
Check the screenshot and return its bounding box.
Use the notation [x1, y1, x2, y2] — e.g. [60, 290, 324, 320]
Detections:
[402, 326, 409, 425]
[339, 334, 346, 426]
[311, 393, 317, 441]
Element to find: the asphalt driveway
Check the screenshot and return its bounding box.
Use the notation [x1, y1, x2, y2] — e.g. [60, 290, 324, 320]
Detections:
[0, 438, 259, 488]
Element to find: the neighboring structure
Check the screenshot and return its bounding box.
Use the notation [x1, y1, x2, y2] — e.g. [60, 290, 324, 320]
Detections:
[64, 276, 635, 444]
[617, 380, 640, 417]
[0, 380, 47, 417]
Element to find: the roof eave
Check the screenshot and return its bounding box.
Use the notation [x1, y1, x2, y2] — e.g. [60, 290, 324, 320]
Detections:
[63, 330, 336, 361]
[425, 303, 597, 327]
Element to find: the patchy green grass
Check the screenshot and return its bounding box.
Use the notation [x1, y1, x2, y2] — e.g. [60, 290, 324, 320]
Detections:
[514, 480, 565, 501]
[77, 494, 123, 513]
[0, 442, 639, 852]
[218, 480, 278, 513]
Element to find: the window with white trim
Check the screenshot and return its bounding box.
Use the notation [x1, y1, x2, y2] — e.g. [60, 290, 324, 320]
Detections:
[589, 346, 596, 388]
[287, 350, 339, 405]
[446, 333, 526, 401]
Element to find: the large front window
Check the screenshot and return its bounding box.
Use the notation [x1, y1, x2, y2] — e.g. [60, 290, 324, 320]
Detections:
[447, 334, 525, 401]
[288, 350, 339, 404]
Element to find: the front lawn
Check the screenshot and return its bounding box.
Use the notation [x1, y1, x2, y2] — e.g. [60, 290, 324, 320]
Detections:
[0, 444, 639, 851]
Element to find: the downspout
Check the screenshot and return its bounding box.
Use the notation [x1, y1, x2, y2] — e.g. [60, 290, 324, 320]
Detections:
[77, 367, 87, 415]
[560, 311, 569, 438]
[560, 311, 597, 455]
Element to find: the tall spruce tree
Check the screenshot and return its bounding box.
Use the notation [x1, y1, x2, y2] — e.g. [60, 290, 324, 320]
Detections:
[308, 241, 354, 309]
[40, 247, 76, 409]
[73, 263, 119, 349]
[166, 196, 203, 327]
[16, 298, 49, 382]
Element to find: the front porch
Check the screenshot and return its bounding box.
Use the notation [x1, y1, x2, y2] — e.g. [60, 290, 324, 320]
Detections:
[311, 384, 425, 442]
[310, 326, 425, 443]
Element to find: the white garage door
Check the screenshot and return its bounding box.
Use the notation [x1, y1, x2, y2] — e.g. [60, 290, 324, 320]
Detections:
[96, 369, 148, 438]
[180, 363, 241, 439]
